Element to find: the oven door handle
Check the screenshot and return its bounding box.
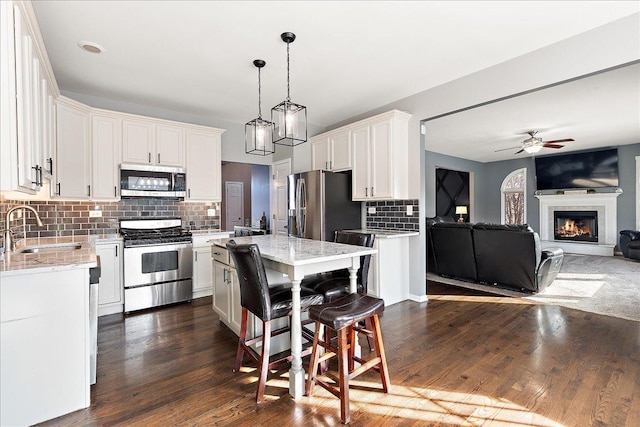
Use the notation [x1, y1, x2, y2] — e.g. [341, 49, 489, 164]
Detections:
[124, 242, 193, 250]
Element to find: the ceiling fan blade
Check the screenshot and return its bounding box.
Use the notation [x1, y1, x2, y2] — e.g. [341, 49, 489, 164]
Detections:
[542, 138, 574, 144]
[544, 143, 564, 149]
[514, 148, 525, 154]
[494, 146, 521, 152]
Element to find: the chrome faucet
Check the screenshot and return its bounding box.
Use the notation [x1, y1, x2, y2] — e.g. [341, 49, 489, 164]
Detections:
[4, 205, 44, 252]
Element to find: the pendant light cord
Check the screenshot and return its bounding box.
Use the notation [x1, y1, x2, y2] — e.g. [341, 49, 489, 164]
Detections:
[258, 66, 263, 118]
[286, 41, 291, 102]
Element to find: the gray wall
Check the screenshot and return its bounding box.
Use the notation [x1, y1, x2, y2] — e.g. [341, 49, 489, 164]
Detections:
[616, 143, 640, 232]
[426, 143, 640, 239]
[424, 151, 486, 221]
[483, 156, 538, 230]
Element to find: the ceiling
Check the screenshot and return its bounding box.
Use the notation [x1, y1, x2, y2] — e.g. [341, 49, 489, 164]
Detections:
[32, 1, 639, 137]
[424, 62, 640, 163]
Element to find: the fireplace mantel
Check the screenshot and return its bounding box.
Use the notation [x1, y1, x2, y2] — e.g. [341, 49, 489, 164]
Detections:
[535, 192, 621, 256]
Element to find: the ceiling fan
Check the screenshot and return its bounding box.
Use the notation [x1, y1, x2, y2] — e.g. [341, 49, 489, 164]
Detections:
[495, 130, 575, 154]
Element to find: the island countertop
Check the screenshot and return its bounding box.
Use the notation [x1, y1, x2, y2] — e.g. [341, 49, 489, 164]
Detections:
[211, 234, 376, 266]
[0, 235, 99, 277]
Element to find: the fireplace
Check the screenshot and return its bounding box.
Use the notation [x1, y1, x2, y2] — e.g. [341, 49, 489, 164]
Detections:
[554, 210, 598, 242]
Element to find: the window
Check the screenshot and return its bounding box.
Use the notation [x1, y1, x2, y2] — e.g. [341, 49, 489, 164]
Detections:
[501, 168, 526, 225]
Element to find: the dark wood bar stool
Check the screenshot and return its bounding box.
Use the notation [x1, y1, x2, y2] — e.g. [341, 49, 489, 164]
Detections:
[227, 241, 324, 403]
[306, 293, 390, 424]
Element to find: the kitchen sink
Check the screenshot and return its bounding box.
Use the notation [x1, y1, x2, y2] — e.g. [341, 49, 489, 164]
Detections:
[16, 242, 83, 254]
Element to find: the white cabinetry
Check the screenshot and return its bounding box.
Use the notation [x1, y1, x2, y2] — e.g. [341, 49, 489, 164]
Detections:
[1, 268, 90, 426]
[185, 128, 224, 201]
[1, 3, 57, 194]
[96, 240, 124, 316]
[367, 234, 413, 306]
[193, 233, 232, 298]
[311, 129, 351, 171]
[211, 243, 289, 354]
[211, 246, 242, 333]
[91, 112, 121, 200]
[55, 97, 91, 199]
[122, 119, 184, 167]
[351, 110, 411, 200]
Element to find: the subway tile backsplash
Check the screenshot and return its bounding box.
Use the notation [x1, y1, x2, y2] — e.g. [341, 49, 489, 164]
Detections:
[365, 199, 419, 231]
[0, 197, 220, 242]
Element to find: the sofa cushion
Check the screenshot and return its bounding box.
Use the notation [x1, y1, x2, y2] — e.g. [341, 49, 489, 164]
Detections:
[430, 222, 477, 281]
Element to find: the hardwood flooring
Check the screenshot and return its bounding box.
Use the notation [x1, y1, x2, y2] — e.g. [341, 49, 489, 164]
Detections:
[38, 283, 640, 426]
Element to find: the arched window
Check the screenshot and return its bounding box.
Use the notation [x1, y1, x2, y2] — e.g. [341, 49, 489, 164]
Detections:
[501, 168, 526, 225]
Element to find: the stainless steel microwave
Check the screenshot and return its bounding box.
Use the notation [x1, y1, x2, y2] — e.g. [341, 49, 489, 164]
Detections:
[120, 163, 186, 198]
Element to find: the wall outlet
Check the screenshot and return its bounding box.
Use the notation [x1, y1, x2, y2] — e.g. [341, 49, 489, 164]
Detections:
[406, 205, 413, 216]
[89, 210, 102, 218]
[368, 207, 376, 214]
[207, 209, 216, 217]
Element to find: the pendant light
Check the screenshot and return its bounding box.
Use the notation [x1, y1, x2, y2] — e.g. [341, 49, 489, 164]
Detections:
[271, 32, 307, 146]
[245, 59, 275, 155]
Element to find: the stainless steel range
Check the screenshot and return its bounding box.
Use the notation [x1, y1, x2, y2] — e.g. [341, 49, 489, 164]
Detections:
[120, 218, 193, 313]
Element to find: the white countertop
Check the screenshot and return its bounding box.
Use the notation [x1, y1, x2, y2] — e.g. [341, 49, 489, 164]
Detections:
[211, 235, 376, 266]
[1, 236, 99, 277]
[344, 229, 419, 239]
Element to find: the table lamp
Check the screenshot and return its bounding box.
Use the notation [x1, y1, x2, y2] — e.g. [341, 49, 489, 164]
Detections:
[455, 206, 467, 223]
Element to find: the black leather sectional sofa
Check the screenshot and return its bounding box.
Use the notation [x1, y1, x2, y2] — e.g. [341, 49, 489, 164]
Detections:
[426, 217, 564, 293]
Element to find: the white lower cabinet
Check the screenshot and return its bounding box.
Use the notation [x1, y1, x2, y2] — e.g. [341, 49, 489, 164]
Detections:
[96, 240, 124, 316]
[1, 268, 90, 426]
[368, 236, 411, 306]
[211, 244, 289, 354]
[193, 246, 213, 297]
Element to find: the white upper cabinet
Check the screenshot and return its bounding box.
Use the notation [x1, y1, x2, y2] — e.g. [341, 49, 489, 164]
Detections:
[311, 129, 351, 171]
[311, 137, 330, 170]
[155, 124, 184, 167]
[185, 128, 224, 201]
[55, 98, 91, 199]
[1, 2, 58, 194]
[310, 110, 411, 201]
[122, 119, 185, 167]
[91, 112, 122, 200]
[351, 111, 411, 201]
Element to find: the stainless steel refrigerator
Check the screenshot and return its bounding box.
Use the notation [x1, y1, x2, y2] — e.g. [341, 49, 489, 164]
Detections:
[287, 170, 362, 241]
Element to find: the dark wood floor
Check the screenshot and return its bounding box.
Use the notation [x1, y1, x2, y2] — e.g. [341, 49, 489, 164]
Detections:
[39, 283, 640, 426]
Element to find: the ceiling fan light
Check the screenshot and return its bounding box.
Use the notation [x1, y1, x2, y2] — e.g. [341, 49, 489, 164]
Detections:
[524, 145, 543, 154]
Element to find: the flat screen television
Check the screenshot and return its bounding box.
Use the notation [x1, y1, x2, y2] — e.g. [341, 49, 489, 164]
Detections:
[534, 148, 619, 191]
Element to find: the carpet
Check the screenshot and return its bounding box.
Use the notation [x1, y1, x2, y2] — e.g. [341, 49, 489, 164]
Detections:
[427, 254, 640, 322]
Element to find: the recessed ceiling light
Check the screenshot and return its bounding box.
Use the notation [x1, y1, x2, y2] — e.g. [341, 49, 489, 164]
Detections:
[78, 41, 105, 54]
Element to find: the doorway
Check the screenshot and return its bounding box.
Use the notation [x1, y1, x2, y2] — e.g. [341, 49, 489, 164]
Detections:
[225, 181, 244, 230]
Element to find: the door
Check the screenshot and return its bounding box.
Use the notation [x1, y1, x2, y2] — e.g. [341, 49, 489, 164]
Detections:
[212, 261, 229, 322]
[122, 119, 154, 164]
[92, 114, 121, 200]
[271, 159, 291, 236]
[351, 125, 370, 200]
[155, 124, 184, 167]
[330, 130, 351, 171]
[96, 242, 122, 306]
[370, 119, 393, 199]
[225, 181, 244, 230]
[185, 129, 221, 201]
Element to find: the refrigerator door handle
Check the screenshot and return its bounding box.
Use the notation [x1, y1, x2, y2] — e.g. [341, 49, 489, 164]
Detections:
[296, 178, 307, 237]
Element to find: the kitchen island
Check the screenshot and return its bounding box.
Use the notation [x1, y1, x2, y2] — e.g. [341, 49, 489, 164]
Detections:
[211, 234, 376, 399]
[0, 237, 98, 426]
[345, 229, 419, 305]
